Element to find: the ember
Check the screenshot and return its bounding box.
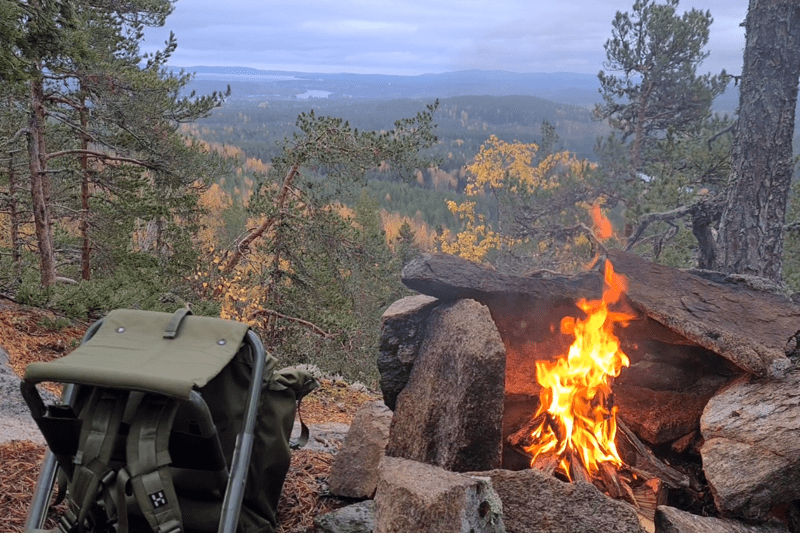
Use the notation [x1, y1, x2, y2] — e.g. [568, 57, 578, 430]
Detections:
[525, 259, 635, 479]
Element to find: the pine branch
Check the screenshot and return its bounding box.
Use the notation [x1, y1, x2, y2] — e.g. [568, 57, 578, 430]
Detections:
[221, 163, 300, 274]
[44, 149, 150, 167]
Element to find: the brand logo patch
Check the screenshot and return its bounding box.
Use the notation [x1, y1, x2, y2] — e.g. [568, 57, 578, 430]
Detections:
[149, 490, 168, 509]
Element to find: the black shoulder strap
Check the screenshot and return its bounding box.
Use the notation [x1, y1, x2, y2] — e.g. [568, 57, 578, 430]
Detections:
[66, 388, 129, 533]
[126, 394, 183, 533]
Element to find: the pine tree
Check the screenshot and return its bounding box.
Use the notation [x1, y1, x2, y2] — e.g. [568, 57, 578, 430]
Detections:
[716, 0, 800, 281]
[5, 0, 228, 286]
[596, 0, 727, 172]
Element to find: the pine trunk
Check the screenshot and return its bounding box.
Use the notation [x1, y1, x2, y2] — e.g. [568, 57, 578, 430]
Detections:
[717, 0, 800, 280]
[80, 102, 91, 281]
[8, 148, 20, 267]
[28, 72, 56, 288]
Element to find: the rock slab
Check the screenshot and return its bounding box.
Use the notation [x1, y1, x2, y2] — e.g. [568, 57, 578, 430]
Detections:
[701, 369, 800, 520]
[655, 505, 789, 533]
[378, 295, 439, 410]
[482, 468, 646, 533]
[315, 500, 376, 533]
[386, 299, 506, 472]
[328, 400, 393, 498]
[374, 457, 505, 533]
[616, 384, 712, 445]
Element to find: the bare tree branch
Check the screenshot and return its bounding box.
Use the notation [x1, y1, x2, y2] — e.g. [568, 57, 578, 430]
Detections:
[221, 163, 300, 274]
[624, 203, 696, 251]
[247, 308, 331, 338]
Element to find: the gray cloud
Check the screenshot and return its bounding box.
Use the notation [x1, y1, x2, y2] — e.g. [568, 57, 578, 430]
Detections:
[142, 0, 746, 75]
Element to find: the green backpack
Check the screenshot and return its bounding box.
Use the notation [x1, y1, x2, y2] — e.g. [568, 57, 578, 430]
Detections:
[22, 309, 318, 533]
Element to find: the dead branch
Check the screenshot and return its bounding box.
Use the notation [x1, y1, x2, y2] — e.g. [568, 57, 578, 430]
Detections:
[706, 123, 735, 149]
[617, 420, 692, 490]
[625, 194, 726, 254]
[221, 163, 300, 275]
[624, 204, 695, 252]
[248, 308, 330, 338]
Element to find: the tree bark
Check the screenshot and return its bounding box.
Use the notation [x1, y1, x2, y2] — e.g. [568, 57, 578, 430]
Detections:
[8, 148, 20, 268]
[717, 0, 800, 281]
[221, 163, 299, 275]
[80, 101, 91, 281]
[28, 71, 56, 288]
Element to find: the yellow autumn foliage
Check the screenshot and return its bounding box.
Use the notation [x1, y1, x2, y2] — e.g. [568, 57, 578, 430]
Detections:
[440, 135, 596, 263]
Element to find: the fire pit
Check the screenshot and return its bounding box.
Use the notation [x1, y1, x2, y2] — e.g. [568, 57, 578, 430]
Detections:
[378, 250, 800, 532]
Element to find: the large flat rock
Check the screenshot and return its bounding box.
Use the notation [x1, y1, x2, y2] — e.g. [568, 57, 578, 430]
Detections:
[700, 369, 800, 520]
[655, 505, 789, 533]
[482, 468, 646, 533]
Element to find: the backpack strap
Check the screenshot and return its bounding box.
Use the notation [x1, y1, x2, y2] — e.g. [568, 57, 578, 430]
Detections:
[163, 308, 192, 339]
[65, 388, 129, 533]
[126, 394, 183, 533]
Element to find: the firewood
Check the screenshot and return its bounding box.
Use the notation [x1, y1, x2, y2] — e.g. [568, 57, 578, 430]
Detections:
[671, 431, 697, 454]
[568, 450, 592, 484]
[616, 420, 692, 489]
[506, 414, 544, 449]
[633, 478, 668, 519]
[636, 512, 656, 533]
[531, 453, 558, 476]
[599, 462, 624, 499]
[620, 478, 638, 507]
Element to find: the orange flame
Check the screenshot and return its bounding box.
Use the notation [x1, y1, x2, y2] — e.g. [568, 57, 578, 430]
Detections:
[590, 203, 614, 241]
[524, 260, 634, 478]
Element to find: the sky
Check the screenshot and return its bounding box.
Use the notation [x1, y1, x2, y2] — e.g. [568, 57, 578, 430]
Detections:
[141, 0, 748, 76]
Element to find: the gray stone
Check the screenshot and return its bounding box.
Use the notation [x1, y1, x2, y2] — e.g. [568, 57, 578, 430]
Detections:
[655, 505, 789, 533]
[315, 500, 375, 533]
[483, 468, 646, 533]
[386, 299, 505, 472]
[328, 400, 393, 498]
[378, 295, 439, 410]
[291, 421, 350, 454]
[700, 370, 800, 520]
[374, 457, 505, 533]
[0, 344, 53, 444]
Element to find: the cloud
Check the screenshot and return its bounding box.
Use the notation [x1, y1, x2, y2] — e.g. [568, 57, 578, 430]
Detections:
[142, 0, 746, 75]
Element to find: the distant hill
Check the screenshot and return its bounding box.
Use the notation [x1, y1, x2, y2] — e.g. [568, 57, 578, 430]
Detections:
[180, 67, 603, 108]
[180, 66, 744, 116]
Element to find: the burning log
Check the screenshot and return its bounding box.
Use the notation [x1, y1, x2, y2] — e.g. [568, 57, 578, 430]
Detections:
[599, 462, 626, 500]
[567, 450, 592, 484]
[531, 453, 559, 477]
[506, 414, 544, 449]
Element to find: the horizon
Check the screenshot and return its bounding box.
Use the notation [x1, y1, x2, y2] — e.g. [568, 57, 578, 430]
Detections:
[177, 66, 605, 77]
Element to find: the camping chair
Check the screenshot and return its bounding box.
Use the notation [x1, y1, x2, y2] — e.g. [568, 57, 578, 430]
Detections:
[20, 308, 309, 533]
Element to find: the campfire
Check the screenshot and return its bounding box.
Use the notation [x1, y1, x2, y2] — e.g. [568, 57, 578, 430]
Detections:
[525, 259, 633, 481]
[381, 228, 800, 532]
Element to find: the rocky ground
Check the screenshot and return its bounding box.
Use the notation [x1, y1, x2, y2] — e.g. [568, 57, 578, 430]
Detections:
[0, 298, 377, 533]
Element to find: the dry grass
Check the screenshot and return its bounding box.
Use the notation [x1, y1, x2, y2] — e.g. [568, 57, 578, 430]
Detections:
[1, 301, 376, 533]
